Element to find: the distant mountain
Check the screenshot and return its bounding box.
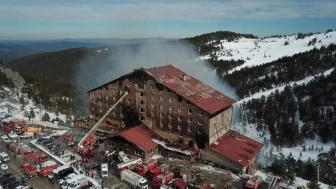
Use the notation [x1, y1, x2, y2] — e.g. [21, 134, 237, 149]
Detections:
[0, 38, 172, 61]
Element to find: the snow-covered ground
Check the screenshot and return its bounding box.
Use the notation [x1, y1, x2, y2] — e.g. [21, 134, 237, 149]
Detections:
[0, 87, 67, 123]
[200, 31, 336, 73]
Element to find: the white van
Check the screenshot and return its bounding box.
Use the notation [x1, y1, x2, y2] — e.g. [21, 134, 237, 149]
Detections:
[8, 133, 19, 141]
[61, 175, 85, 189]
[0, 135, 8, 141]
[0, 152, 10, 162]
[63, 177, 88, 189]
[48, 165, 70, 179]
[20, 132, 34, 139]
[101, 163, 108, 178]
[59, 173, 80, 185]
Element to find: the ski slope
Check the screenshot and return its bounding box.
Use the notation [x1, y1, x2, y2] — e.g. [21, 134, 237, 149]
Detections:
[200, 31, 336, 73]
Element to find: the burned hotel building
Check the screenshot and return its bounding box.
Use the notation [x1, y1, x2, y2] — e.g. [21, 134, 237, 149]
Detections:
[88, 65, 263, 174]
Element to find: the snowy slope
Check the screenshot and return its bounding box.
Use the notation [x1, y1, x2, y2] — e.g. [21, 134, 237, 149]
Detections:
[0, 87, 67, 123]
[200, 31, 336, 73]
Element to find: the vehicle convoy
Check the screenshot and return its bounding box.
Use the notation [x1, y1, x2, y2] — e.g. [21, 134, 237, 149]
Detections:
[149, 164, 169, 179]
[77, 92, 128, 156]
[120, 169, 148, 189]
[21, 163, 38, 178]
[0, 152, 10, 162]
[132, 159, 158, 176]
[245, 176, 263, 189]
[24, 151, 48, 163]
[117, 158, 143, 170]
[152, 172, 174, 189]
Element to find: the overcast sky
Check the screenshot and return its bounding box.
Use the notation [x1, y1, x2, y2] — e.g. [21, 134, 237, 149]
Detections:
[1, 0, 335, 40]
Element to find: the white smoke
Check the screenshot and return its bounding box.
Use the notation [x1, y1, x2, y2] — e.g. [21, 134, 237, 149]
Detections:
[74, 41, 239, 111]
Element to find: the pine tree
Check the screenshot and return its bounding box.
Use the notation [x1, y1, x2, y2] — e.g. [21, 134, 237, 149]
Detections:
[42, 113, 50, 121]
[29, 108, 35, 119]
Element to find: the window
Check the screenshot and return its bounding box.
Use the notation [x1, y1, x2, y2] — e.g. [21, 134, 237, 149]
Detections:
[177, 96, 182, 102]
[151, 103, 154, 107]
[106, 96, 109, 100]
[168, 97, 172, 102]
[188, 127, 192, 133]
[93, 101, 96, 105]
[169, 115, 172, 119]
[126, 83, 130, 87]
[160, 121, 163, 127]
[160, 113, 163, 117]
[187, 100, 190, 104]
[178, 116, 181, 121]
[138, 84, 144, 89]
[120, 113, 123, 118]
[140, 116, 145, 121]
[105, 87, 109, 91]
[140, 100, 144, 105]
[139, 108, 144, 113]
[168, 123, 172, 128]
[113, 96, 116, 101]
[127, 99, 131, 103]
[188, 118, 191, 123]
[151, 86, 155, 90]
[150, 95, 154, 100]
[160, 96, 163, 101]
[93, 93, 95, 97]
[198, 120, 202, 125]
[158, 85, 163, 91]
[112, 90, 115, 93]
[168, 106, 172, 111]
[140, 92, 144, 97]
[188, 109, 192, 114]
[198, 111, 203, 116]
[120, 90, 123, 95]
[177, 125, 181, 130]
[112, 111, 116, 117]
[99, 94, 102, 98]
[178, 108, 181, 112]
[151, 111, 154, 117]
[160, 105, 163, 110]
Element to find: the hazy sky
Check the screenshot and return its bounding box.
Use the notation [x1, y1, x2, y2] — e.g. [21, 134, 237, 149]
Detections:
[1, 0, 335, 40]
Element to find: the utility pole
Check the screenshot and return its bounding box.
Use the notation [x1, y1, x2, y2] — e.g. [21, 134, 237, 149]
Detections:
[316, 163, 320, 182]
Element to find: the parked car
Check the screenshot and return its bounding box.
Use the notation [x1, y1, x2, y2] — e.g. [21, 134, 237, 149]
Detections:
[1, 164, 8, 171]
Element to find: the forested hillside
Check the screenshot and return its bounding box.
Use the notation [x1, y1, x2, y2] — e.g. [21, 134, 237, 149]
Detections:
[221, 44, 336, 98]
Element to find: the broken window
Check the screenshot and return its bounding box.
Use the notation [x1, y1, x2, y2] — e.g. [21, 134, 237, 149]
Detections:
[140, 100, 144, 105]
[138, 84, 145, 89]
[157, 84, 163, 91]
[126, 83, 130, 87]
[188, 109, 192, 114]
[120, 90, 123, 95]
[93, 93, 95, 97]
[178, 108, 181, 112]
[168, 106, 172, 111]
[151, 103, 154, 107]
[169, 115, 172, 119]
[160, 121, 163, 128]
[139, 108, 144, 113]
[160, 105, 163, 110]
[178, 95, 182, 102]
[99, 94, 102, 98]
[106, 96, 109, 100]
[187, 100, 190, 104]
[198, 120, 202, 125]
[160, 96, 163, 100]
[105, 87, 108, 91]
[140, 92, 144, 97]
[178, 125, 181, 130]
[150, 95, 154, 100]
[198, 111, 203, 116]
[160, 113, 163, 117]
[168, 97, 172, 102]
[178, 116, 181, 121]
[188, 118, 192, 123]
[140, 116, 145, 121]
[113, 96, 116, 101]
[151, 86, 155, 90]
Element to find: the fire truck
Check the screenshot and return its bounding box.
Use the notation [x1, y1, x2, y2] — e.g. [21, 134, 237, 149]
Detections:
[245, 176, 263, 189]
[77, 92, 128, 156]
[149, 164, 169, 180]
[132, 159, 158, 176]
[9, 142, 33, 155]
[24, 151, 48, 163]
[117, 158, 143, 171]
[38, 160, 59, 176]
[152, 172, 174, 189]
[21, 163, 38, 178]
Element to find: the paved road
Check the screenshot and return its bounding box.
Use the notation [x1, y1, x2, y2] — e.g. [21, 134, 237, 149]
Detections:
[1, 137, 59, 189]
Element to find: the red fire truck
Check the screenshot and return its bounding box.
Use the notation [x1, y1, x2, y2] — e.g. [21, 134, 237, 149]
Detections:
[149, 164, 169, 180]
[152, 172, 174, 189]
[132, 159, 158, 176]
[245, 176, 263, 189]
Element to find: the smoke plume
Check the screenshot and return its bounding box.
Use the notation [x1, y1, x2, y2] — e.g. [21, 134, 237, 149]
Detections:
[74, 41, 239, 111]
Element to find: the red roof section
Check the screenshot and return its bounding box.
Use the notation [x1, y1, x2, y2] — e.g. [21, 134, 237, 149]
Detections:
[208, 130, 263, 166]
[144, 65, 235, 114]
[174, 179, 188, 189]
[107, 124, 158, 151]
